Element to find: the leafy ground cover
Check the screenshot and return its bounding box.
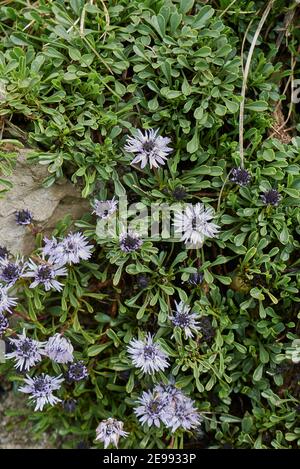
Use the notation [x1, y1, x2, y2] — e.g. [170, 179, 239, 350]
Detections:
[0, 0, 299, 449]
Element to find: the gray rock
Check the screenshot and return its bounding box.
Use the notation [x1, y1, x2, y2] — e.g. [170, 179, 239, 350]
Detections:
[0, 152, 90, 255]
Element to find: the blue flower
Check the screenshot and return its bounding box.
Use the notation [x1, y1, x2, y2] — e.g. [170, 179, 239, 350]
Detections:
[125, 129, 172, 169]
[19, 373, 64, 411]
[127, 333, 169, 375]
[15, 209, 33, 226]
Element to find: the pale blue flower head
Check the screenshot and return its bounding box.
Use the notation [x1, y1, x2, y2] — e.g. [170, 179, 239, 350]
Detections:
[19, 373, 64, 411]
[127, 333, 169, 375]
[125, 129, 172, 169]
[95, 418, 128, 448]
[44, 334, 74, 364]
[6, 330, 45, 371]
[23, 259, 67, 292]
[0, 285, 17, 314]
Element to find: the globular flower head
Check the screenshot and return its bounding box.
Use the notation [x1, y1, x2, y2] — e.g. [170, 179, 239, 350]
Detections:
[261, 189, 281, 206]
[22, 259, 67, 292]
[230, 167, 251, 186]
[0, 246, 10, 260]
[172, 186, 187, 201]
[43, 233, 93, 265]
[153, 382, 202, 433]
[127, 333, 169, 375]
[19, 373, 64, 411]
[125, 129, 172, 169]
[92, 197, 118, 219]
[42, 237, 59, 258]
[119, 231, 143, 253]
[0, 313, 9, 336]
[66, 361, 88, 382]
[15, 209, 33, 226]
[136, 275, 150, 289]
[0, 285, 17, 314]
[187, 271, 203, 286]
[62, 398, 77, 413]
[95, 418, 128, 448]
[169, 301, 201, 339]
[134, 390, 170, 428]
[44, 334, 74, 364]
[198, 316, 215, 343]
[174, 203, 220, 247]
[154, 382, 184, 403]
[0, 257, 24, 286]
[6, 330, 45, 371]
[136, 382, 202, 433]
[166, 395, 202, 433]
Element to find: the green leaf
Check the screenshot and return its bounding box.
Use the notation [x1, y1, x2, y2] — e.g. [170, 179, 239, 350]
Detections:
[126, 372, 135, 393]
[279, 224, 289, 245]
[179, 0, 194, 14]
[187, 130, 199, 153]
[245, 100, 268, 112]
[68, 47, 81, 61]
[192, 6, 215, 29]
[243, 246, 256, 264]
[283, 188, 299, 198]
[253, 363, 264, 381]
[223, 98, 239, 113]
[196, 46, 211, 57]
[250, 288, 265, 301]
[87, 343, 111, 356]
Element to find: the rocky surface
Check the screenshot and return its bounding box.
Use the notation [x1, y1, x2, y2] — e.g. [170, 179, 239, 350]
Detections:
[0, 151, 90, 256]
[0, 388, 52, 449]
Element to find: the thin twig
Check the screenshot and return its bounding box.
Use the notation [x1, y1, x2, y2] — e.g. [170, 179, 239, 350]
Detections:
[217, 169, 232, 212]
[219, 0, 237, 18]
[80, 0, 94, 38]
[240, 16, 254, 74]
[67, 17, 80, 33]
[99, 0, 110, 42]
[239, 1, 274, 168]
[80, 5, 87, 37]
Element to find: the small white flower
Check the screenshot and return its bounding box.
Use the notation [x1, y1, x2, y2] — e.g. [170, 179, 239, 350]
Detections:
[0, 285, 17, 314]
[0, 257, 25, 286]
[125, 129, 172, 169]
[169, 301, 201, 339]
[19, 373, 64, 411]
[135, 382, 202, 433]
[127, 333, 169, 375]
[42, 237, 59, 258]
[134, 390, 170, 428]
[166, 396, 202, 432]
[92, 197, 118, 219]
[6, 330, 45, 371]
[154, 382, 202, 433]
[42, 233, 93, 265]
[95, 418, 128, 448]
[22, 259, 67, 292]
[44, 334, 74, 364]
[174, 203, 220, 246]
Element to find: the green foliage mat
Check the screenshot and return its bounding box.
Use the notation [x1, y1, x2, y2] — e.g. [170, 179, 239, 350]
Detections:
[0, 0, 299, 449]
